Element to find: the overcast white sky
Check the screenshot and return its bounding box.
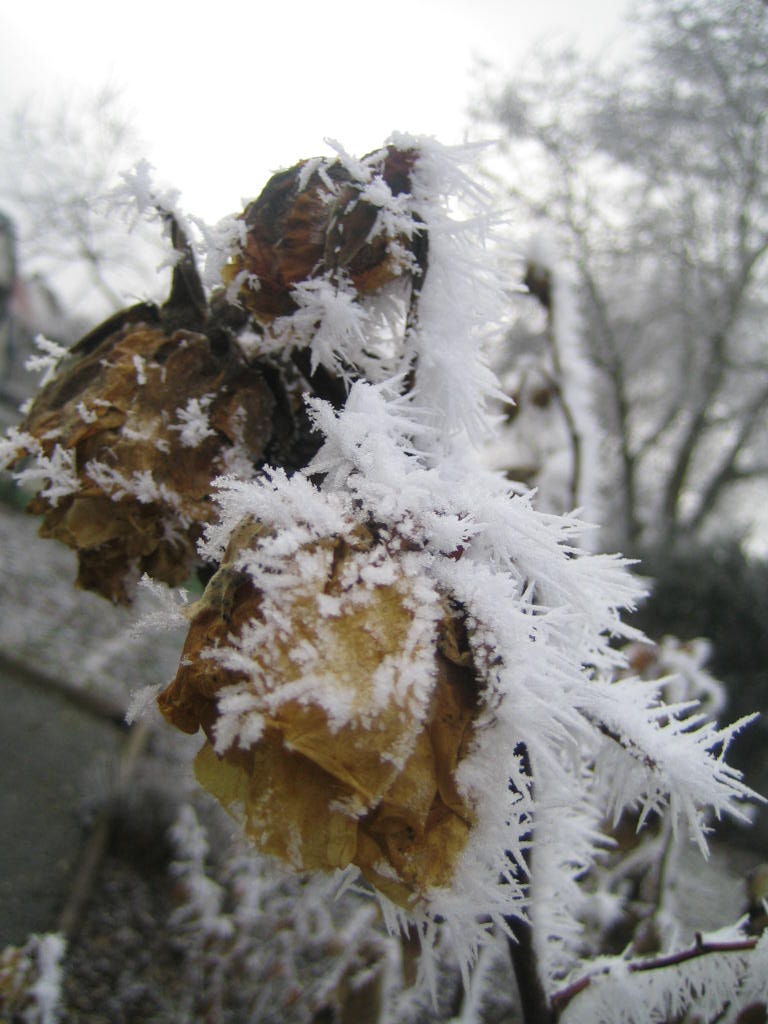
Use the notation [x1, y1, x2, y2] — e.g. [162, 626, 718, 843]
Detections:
[1, 0, 634, 220]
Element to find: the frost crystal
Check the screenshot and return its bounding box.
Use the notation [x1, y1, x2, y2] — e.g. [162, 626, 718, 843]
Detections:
[24, 335, 68, 387]
[14, 444, 79, 506]
[170, 395, 217, 448]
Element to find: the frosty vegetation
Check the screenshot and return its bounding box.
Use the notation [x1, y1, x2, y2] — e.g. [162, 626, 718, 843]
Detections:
[473, 0, 768, 557]
[2, 134, 766, 1024]
[0, 87, 170, 325]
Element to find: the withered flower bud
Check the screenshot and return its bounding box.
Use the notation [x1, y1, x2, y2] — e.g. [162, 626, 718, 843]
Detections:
[158, 518, 479, 909]
[221, 146, 425, 323]
[13, 319, 277, 602]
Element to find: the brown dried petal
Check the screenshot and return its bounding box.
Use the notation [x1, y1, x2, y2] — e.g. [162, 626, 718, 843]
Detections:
[17, 322, 276, 601]
[428, 657, 478, 816]
[359, 798, 471, 904]
[222, 146, 422, 324]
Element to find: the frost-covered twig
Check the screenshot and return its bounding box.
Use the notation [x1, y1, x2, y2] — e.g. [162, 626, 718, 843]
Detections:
[551, 933, 762, 1022]
[507, 916, 554, 1024]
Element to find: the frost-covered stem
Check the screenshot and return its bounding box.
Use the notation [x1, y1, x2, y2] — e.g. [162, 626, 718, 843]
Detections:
[590, 717, 658, 772]
[400, 218, 429, 398]
[572, 235, 639, 549]
[544, 325, 581, 513]
[506, 917, 554, 1024]
[504, 742, 552, 1024]
[550, 936, 760, 1020]
[648, 815, 677, 924]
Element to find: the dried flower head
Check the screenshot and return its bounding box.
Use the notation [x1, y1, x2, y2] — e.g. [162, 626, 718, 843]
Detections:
[220, 145, 426, 323]
[10, 318, 278, 602]
[158, 516, 479, 909]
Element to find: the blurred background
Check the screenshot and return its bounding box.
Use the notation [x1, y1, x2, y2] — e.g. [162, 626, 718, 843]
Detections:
[1, 1, 767, 1021]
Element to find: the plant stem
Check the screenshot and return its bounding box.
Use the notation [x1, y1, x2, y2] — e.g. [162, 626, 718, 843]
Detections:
[550, 935, 759, 1019]
[506, 916, 554, 1024]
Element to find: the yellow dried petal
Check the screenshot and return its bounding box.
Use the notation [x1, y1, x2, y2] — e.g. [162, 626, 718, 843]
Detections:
[428, 658, 477, 818]
[195, 734, 358, 871]
[366, 729, 438, 836]
[355, 830, 420, 909]
[160, 520, 480, 907]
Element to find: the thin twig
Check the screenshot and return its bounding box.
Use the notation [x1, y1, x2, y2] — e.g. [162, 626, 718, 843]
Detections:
[551, 935, 759, 1019]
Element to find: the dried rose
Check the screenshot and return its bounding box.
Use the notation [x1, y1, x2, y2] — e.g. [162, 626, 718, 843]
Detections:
[220, 146, 425, 324]
[158, 518, 478, 909]
[12, 318, 277, 602]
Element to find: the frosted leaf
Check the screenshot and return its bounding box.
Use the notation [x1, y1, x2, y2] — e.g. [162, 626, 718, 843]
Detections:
[323, 138, 372, 183]
[182, 120, 759, 956]
[86, 461, 183, 512]
[199, 468, 350, 565]
[76, 402, 98, 424]
[212, 683, 266, 754]
[268, 273, 371, 377]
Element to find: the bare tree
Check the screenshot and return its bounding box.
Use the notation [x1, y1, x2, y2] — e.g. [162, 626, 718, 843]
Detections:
[474, 0, 768, 554]
[0, 85, 169, 327]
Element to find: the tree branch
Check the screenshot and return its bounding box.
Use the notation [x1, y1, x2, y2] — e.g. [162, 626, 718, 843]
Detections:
[730, 464, 768, 481]
[686, 379, 768, 533]
[570, 219, 639, 547]
[551, 935, 759, 1020]
[657, 229, 768, 544]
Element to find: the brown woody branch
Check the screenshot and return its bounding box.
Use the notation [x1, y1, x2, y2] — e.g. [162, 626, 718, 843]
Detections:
[507, 916, 554, 1024]
[687, 378, 768, 533]
[551, 934, 759, 1020]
